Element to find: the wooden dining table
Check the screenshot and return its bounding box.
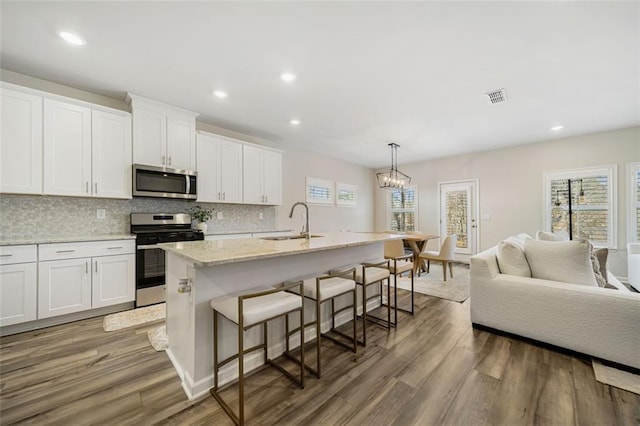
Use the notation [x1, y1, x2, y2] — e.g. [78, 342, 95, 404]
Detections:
[400, 233, 440, 275]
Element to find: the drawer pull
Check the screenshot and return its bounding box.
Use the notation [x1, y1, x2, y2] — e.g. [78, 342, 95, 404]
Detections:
[56, 250, 76, 253]
[0, 254, 13, 257]
[107, 246, 123, 250]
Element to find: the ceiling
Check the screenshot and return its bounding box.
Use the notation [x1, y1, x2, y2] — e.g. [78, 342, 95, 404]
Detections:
[1, 1, 638, 169]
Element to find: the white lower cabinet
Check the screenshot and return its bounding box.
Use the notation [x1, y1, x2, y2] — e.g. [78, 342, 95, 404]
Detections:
[92, 254, 135, 308]
[0, 245, 38, 327]
[37, 240, 135, 319]
[38, 258, 92, 319]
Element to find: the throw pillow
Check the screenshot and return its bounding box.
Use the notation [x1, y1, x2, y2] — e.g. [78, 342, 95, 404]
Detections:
[505, 233, 531, 249]
[536, 230, 570, 242]
[590, 248, 607, 287]
[594, 247, 609, 283]
[524, 238, 598, 286]
[497, 241, 531, 277]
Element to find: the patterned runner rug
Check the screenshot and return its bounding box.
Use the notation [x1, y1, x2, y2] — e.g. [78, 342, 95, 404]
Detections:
[396, 263, 470, 302]
[102, 303, 165, 332]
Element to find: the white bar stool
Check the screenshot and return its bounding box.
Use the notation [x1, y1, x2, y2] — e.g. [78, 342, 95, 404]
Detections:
[331, 260, 391, 347]
[209, 282, 305, 426]
[384, 238, 415, 322]
[285, 268, 358, 378]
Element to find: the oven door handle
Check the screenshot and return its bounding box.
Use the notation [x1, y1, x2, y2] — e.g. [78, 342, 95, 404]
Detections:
[137, 244, 162, 250]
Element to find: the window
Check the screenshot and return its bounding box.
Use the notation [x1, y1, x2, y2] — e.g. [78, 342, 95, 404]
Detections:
[543, 166, 617, 248]
[336, 182, 357, 206]
[629, 162, 640, 243]
[306, 177, 334, 205]
[387, 186, 418, 232]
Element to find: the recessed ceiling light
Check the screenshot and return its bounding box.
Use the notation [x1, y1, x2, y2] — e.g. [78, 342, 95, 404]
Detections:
[551, 125, 564, 131]
[290, 119, 301, 126]
[59, 31, 86, 46]
[281, 72, 297, 83]
[213, 90, 228, 99]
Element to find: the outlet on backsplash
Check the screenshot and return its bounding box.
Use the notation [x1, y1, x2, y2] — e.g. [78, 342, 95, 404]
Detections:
[96, 209, 106, 219]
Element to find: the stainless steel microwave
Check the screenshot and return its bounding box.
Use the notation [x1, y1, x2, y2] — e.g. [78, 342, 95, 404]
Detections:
[133, 164, 197, 199]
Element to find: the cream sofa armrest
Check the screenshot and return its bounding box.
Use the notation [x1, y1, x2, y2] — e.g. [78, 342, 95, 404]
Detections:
[470, 246, 500, 279]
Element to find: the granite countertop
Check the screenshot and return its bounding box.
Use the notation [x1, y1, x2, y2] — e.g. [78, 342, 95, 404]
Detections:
[0, 234, 136, 246]
[159, 231, 403, 267]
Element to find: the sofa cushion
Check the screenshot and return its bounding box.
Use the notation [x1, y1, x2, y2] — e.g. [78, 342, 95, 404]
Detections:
[536, 230, 570, 241]
[524, 238, 597, 286]
[497, 240, 531, 277]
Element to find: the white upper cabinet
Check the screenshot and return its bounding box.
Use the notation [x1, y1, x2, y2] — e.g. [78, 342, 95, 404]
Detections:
[197, 132, 243, 203]
[43, 98, 131, 199]
[262, 149, 282, 205]
[128, 94, 198, 171]
[242, 144, 282, 205]
[91, 110, 132, 199]
[0, 87, 43, 195]
[43, 99, 92, 197]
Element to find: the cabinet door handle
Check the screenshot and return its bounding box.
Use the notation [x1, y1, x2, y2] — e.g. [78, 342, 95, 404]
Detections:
[0, 254, 13, 257]
[95, 260, 98, 274]
[223, 192, 226, 200]
[162, 155, 166, 165]
[218, 192, 221, 200]
[107, 246, 123, 250]
[56, 250, 75, 253]
[265, 195, 268, 203]
[85, 261, 88, 274]
[168, 156, 172, 166]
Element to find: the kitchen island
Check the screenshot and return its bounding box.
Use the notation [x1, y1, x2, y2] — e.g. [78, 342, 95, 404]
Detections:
[160, 231, 400, 399]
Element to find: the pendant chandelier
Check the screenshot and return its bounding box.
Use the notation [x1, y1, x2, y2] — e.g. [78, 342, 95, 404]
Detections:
[376, 143, 411, 189]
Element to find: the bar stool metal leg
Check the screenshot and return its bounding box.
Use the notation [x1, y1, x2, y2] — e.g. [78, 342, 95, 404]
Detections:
[209, 282, 304, 426]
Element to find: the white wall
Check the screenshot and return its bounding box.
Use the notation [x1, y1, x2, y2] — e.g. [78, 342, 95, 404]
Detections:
[278, 148, 374, 233]
[375, 126, 640, 277]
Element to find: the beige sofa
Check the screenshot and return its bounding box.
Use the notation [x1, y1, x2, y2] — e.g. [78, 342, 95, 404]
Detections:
[470, 245, 640, 370]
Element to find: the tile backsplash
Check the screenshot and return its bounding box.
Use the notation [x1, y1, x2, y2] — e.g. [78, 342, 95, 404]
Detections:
[0, 194, 276, 239]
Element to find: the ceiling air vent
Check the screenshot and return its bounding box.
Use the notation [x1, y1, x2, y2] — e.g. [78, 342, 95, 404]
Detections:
[484, 88, 507, 105]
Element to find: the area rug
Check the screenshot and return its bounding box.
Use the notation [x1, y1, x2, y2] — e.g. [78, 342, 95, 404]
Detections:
[147, 325, 168, 351]
[396, 263, 470, 303]
[592, 360, 640, 395]
[102, 303, 166, 332]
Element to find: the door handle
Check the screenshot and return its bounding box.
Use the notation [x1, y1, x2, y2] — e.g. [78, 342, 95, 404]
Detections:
[162, 155, 166, 165]
[56, 250, 75, 253]
[168, 156, 172, 166]
[95, 260, 98, 274]
[85, 261, 89, 274]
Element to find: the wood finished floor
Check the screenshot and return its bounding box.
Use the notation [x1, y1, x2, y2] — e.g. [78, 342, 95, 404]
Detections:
[1, 291, 639, 426]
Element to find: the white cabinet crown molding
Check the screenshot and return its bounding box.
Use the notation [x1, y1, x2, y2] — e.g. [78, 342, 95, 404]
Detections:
[126, 92, 199, 118]
[1, 81, 130, 117]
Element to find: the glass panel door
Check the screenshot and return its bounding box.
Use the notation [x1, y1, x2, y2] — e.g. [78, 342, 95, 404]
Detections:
[440, 180, 478, 255]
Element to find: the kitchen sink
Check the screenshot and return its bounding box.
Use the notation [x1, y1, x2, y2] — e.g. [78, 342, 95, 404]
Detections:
[260, 234, 323, 241]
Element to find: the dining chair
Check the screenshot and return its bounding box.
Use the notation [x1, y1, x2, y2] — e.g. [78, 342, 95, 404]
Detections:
[418, 234, 458, 281]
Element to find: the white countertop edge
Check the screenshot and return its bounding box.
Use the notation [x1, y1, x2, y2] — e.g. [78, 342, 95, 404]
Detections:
[0, 234, 136, 246]
[160, 232, 403, 268]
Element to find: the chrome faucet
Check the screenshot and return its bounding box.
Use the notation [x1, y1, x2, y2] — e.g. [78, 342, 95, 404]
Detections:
[289, 202, 310, 239]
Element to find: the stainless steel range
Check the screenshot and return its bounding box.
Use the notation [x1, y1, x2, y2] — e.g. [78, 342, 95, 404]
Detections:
[131, 213, 204, 307]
